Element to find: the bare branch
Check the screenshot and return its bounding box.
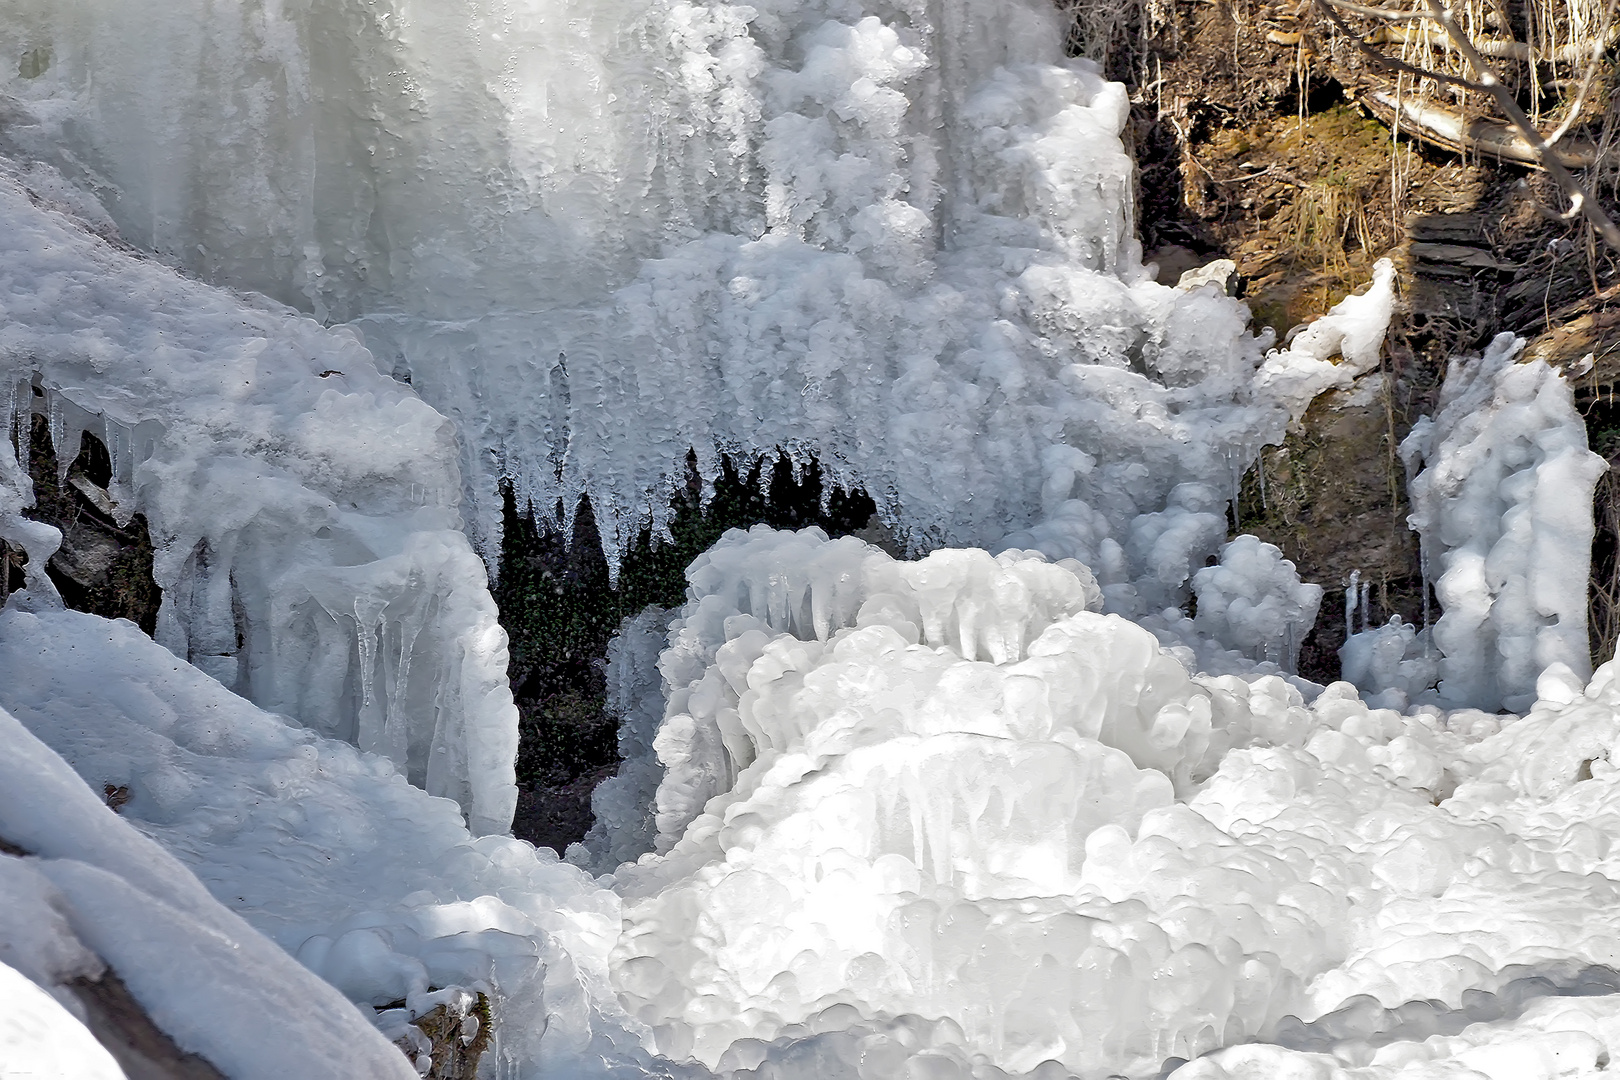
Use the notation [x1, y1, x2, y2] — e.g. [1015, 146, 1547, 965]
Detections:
[1311, 0, 1484, 88]
[1422, 0, 1620, 252]
[1320, 0, 1430, 22]
[1358, 19, 1619, 63]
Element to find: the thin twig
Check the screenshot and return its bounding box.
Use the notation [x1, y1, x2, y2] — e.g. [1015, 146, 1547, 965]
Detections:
[1545, 1, 1614, 146]
[1312, 0, 1482, 87]
[1322, 0, 1430, 20]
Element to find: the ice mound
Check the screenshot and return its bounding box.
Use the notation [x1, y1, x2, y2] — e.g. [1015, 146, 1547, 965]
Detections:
[0, 605, 646, 1075]
[14, 534, 1620, 1079]
[1339, 616, 1438, 708]
[1172, 992, 1620, 1080]
[593, 530, 1318, 1073]
[1403, 335, 1608, 712]
[633, 525, 1107, 854]
[0, 694, 418, 1079]
[0, 161, 518, 834]
[1191, 535, 1323, 673]
[1, 0, 1396, 575]
[570, 527, 1620, 1078]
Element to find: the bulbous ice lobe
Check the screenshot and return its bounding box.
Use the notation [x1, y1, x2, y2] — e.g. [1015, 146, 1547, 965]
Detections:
[1402, 337, 1607, 712]
[607, 528, 1323, 1074]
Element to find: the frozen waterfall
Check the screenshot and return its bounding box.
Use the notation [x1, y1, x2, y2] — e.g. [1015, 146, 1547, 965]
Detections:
[10, 0, 1620, 1077]
[2, 0, 1391, 581]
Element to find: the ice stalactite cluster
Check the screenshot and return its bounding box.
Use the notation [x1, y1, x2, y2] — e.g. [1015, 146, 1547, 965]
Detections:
[0, 161, 519, 835]
[1402, 335, 1607, 712]
[1, 0, 1396, 577]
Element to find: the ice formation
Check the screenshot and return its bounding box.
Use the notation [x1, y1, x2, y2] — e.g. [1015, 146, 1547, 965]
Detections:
[0, 692, 419, 1079]
[571, 526, 1620, 1078]
[1338, 616, 1439, 710]
[0, 160, 519, 834]
[0, 0, 1395, 573]
[14, 522, 1620, 1078]
[1190, 535, 1322, 673]
[1403, 335, 1608, 712]
[12, 0, 1620, 1075]
[0, 605, 637, 1076]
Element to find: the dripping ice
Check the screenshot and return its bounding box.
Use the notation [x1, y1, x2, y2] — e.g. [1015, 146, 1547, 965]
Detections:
[0, 159, 519, 837]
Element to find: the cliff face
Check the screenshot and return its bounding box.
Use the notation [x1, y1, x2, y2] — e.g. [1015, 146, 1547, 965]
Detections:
[1084, 0, 1620, 679]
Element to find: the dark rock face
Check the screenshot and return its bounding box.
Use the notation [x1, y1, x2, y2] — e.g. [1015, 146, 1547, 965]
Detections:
[67, 971, 227, 1080]
[3, 411, 161, 633]
[385, 992, 493, 1080]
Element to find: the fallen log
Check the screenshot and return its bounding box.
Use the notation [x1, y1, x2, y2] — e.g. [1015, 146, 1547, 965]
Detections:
[1358, 89, 1600, 168]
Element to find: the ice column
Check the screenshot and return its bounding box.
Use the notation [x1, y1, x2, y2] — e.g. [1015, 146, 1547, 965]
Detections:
[1402, 335, 1607, 711]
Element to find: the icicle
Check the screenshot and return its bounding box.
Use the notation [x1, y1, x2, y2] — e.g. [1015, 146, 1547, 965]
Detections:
[104, 415, 126, 485]
[1345, 569, 1361, 639]
[1226, 447, 1244, 516]
[1358, 580, 1371, 633]
[15, 382, 31, 478]
[1420, 551, 1433, 655]
[3, 378, 15, 454]
[353, 595, 388, 708]
[45, 390, 66, 479]
[1257, 449, 1268, 513]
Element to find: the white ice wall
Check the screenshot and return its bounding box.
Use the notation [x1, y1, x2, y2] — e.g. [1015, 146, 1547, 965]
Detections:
[0, 161, 518, 836]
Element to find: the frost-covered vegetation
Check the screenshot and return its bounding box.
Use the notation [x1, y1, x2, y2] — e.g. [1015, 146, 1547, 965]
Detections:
[2, 0, 1620, 1077]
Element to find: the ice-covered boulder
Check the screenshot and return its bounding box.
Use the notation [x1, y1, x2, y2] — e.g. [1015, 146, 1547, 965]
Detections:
[0, 605, 639, 1076]
[0, 697, 419, 1080]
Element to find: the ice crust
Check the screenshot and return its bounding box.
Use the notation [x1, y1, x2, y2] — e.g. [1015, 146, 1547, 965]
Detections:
[14, 538, 1620, 1078]
[0, 605, 645, 1075]
[0, 161, 519, 835]
[0, 690, 419, 1080]
[0, 0, 1395, 575]
[1402, 336, 1608, 712]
